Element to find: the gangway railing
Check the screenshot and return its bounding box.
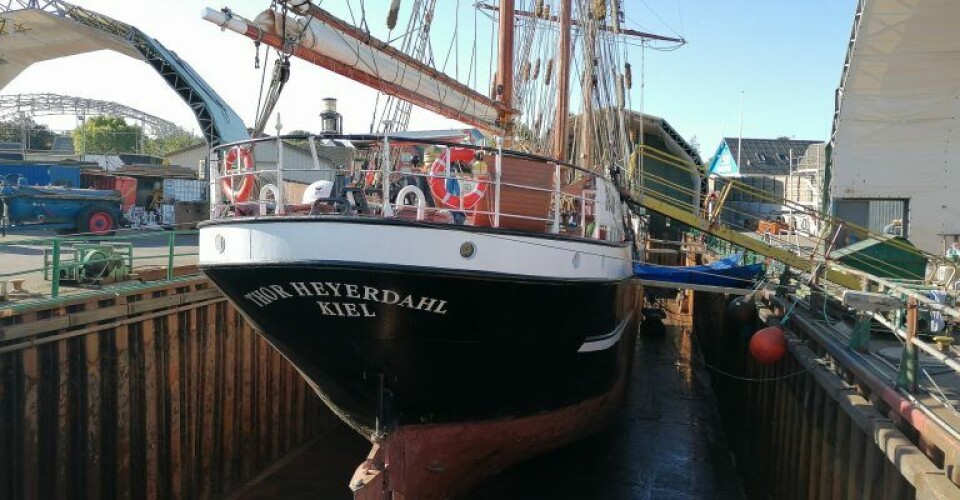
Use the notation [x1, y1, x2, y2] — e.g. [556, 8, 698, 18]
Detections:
[624, 145, 960, 320]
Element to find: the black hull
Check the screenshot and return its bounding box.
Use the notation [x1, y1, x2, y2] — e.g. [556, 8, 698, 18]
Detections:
[202, 263, 640, 435]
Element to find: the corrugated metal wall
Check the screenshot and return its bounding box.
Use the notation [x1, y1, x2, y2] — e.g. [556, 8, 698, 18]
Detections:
[868, 199, 907, 236]
[0, 164, 82, 187]
[0, 280, 336, 500]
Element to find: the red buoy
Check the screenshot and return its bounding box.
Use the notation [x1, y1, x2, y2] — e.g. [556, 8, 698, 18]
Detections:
[749, 326, 787, 364]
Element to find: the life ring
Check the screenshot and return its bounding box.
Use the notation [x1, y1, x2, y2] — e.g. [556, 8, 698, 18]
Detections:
[428, 158, 488, 210]
[221, 147, 255, 203]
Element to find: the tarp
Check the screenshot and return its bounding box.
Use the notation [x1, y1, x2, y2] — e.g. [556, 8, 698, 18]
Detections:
[633, 252, 763, 289]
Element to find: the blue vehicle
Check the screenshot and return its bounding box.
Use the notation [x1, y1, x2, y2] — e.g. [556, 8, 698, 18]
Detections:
[0, 174, 122, 236]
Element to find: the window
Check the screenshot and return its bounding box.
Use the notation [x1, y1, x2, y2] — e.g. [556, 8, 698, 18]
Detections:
[778, 153, 788, 161]
[756, 153, 767, 161]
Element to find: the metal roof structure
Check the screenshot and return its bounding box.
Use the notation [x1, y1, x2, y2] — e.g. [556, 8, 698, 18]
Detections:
[0, 0, 248, 146]
[830, 0, 960, 253]
[0, 93, 187, 139]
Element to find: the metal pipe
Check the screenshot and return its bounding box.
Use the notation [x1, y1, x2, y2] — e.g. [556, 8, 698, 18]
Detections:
[552, 163, 561, 234]
[382, 135, 393, 217]
[276, 137, 286, 215]
[871, 312, 960, 375]
[51, 239, 60, 298]
[832, 263, 960, 319]
[494, 138, 502, 227]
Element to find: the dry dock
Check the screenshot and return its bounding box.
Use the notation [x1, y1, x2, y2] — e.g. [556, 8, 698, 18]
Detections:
[3, 274, 960, 498]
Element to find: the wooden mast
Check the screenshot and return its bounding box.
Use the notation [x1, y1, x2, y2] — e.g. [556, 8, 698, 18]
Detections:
[580, 7, 597, 169]
[553, 0, 572, 161]
[497, 0, 515, 131]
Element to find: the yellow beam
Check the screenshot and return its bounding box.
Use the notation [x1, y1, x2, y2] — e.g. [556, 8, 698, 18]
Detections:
[637, 194, 862, 290]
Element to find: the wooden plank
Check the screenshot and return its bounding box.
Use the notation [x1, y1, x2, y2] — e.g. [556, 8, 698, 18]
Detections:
[21, 347, 39, 500]
[185, 308, 200, 496]
[818, 398, 836, 499]
[55, 341, 72, 499]
[270, 348, 283, 460]
[295, 373, 307, 446]
[0, 352, 14, 499]
[127, 295, 183, 316]
[862, 423, 883, 500]
[220, 305, 237, 491]
[241, 320, 256, 480]
[257, 335, 270, 468]
[84, 333, 103, 500]
[142, 319, 160, 500]
[115, 325, 132, 500]
[0, 315, 71, 342]
[796, 374, 812, 500]
[200, 305, 218, 497]
[68, 304, 129, 328]
[832, 409, 851, 500]
[165, 314, 183, 500]
[847, 420, 866, 500]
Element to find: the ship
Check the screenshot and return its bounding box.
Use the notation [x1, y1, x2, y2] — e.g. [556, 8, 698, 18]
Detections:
[197, 1, 679, 497]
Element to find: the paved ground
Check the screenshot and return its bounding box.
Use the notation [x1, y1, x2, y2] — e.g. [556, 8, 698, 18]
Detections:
[233, 322, 745, 500]
[0, 228, 199, 300]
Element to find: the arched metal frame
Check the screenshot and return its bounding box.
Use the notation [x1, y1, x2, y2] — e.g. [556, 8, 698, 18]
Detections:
[0, 93, 186, 139]
[0, 0, 249, 146]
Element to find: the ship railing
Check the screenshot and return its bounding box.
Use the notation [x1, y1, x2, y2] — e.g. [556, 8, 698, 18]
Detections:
[209, 134, 621, 243]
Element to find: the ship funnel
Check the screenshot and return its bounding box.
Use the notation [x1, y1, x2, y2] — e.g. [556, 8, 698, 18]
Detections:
[321, 98, 343, 134]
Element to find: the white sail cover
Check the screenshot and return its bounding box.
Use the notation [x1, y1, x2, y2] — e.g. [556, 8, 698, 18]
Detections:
[251, 9, 503, 131]
[831, 0, 960, 253]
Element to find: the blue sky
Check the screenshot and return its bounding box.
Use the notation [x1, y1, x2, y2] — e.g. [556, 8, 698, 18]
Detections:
[4, 1, 859, 158]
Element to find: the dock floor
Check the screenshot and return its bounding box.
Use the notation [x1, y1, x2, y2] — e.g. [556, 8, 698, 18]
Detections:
[230, 323, 744, 499]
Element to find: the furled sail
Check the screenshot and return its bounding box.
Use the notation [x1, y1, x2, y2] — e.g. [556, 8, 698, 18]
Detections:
[202, 6, 512, 134]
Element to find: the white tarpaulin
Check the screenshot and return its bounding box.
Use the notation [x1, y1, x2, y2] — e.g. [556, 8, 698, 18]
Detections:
[0, 9, 141, 89]
[832, 0, 960, 254]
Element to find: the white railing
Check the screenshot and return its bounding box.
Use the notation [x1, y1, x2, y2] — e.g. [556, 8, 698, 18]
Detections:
[208, 134, 620, 243]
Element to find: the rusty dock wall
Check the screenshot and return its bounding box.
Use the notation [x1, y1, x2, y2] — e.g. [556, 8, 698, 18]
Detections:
[0, 279, 335, 499]
[693, 291, 960, 499]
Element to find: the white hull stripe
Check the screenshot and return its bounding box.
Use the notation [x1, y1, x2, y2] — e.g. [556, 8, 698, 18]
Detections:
[577, 314, 632, 353]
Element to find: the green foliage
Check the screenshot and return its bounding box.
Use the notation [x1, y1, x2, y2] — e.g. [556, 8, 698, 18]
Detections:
[144, 132, 202, 158]
[72, 115, 142, 154]
[0, 116, 57, 150]
[285, 129, 314, 147]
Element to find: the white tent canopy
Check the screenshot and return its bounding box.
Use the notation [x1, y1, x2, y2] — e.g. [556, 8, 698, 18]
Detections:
[0, 9, 141, 89]
[832, 0, 960, 254]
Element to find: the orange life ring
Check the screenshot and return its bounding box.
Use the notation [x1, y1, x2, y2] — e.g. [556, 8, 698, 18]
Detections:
[428, 157, 488, 210]
[221, 147, 255, 203]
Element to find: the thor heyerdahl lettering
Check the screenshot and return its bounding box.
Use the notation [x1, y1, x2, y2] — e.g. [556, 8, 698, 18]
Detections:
[243, 282, 448, 316]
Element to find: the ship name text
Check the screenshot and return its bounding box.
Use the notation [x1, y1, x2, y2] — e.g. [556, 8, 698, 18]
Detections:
[243, 282, 448, 316]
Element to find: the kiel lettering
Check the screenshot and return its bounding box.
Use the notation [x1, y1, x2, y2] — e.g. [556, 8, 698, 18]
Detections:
[245, 281, 449, 318]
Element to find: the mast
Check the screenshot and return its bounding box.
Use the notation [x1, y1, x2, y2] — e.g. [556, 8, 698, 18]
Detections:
[553, 0, 572, 161]
[496, 0, 515, 131]
[580, 9, 597, 169]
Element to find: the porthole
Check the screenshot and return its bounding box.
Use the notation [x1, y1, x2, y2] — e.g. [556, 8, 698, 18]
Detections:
[460, 241, 477, 259]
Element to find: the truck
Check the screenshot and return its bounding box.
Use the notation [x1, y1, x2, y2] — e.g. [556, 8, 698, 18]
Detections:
[0, 174, 122, 236]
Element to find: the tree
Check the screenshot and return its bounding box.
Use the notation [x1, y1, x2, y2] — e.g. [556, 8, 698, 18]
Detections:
[144, 132, 202, 158]
[72, 115, 142, 154]
[0, 116, 56, 150]
[285, 129, 314, 147]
